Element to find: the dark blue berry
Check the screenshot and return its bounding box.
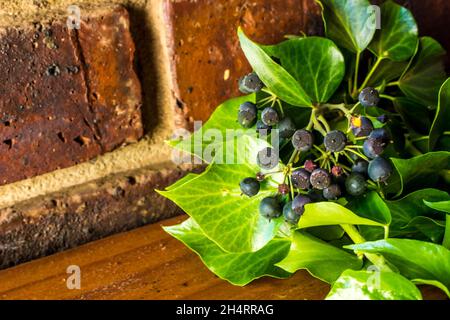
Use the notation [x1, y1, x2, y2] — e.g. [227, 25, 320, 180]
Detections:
[310, 169, 331, 190]
[352, 160, 369, 176]
[291, 169, 311, 190]
[345, 173, 367, 196]
[239, 177, 260, 197]
[292, 129, 314, 152]
[261, 107, 279, 126]
[278, 117, 296, 139]
[359, 87, 380, 107]
[256, 120, 271, 135]
[369, 128, 390, 142]
[363, 135, 389, 159]
[324, 130, 347, 152]
[368, 157, 393, 183]
[283, 201, 300, 224]
[257, 147, 279, 170]
[350, 116, 374, 137]
[260, 197, 282, 219]
[292, 195, 312, 216]
[238, 102, 257, 128]
[239, 72, 264, 94]
[323, 184, 342, 200]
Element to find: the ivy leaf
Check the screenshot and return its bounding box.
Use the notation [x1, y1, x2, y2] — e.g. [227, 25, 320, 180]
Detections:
[393, 97, 432, 136]
[424, 199, 450, 213]
[402, 216, 446, 243]
[348, 192, 391, 225]
[368, 1, 418, 61]
[429, 78, 450, 151]
[413, 279, 450, 298]
[298, 202, 385, 229]
[166, 173, 200, 191]
[160, 137, 284, 253]
[164, 219, 291, 286]
[347, 239, 450, 290]
[326, 269, 422, 300]
[399, 37, 447, 107]
[276, 231, 363, 284]
[359, 189, 449, 241]
[317, 0, 376, 53]
[366, 59, 408, 88]
[169, 94, 256, 162]
[387, 152, 450, 196]
[238, 28, 312, 107]
[267, 37, 345, 103]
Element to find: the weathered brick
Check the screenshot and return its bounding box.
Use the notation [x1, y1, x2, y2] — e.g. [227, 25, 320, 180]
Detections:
[0, 4, 143, 186]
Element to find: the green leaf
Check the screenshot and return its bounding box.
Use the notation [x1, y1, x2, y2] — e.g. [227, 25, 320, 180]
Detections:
[276, 231, 362, 284]
[402, 216, 445, 243]
[399, 37, 447, 107]
[159, 140, 284, 253]
[348, 192, 391, 225]
[388, 152, 450, 196]
[326, 269, 422, 300]
[413, 279, 450, 298]
[424, 199, 450, 213]
[298, 202, 385, 229]
[165, 219, 291, 286]
[268, 37, 345, 103]
[429, 78, 450, 151]
[368, 1, 418, 61]
[317, 0, 376, 53]
[366, 59, 408, 88]
[166, 173, 200, 191]
[238, 28, 312, 107]
[307, 225, 345, 241]
[169, 94, 256, 161]
[393, 97, 432, 136]
[360, 189, 449, 241]
[389, 189, 449, 228]
[347, 239, 450, 289]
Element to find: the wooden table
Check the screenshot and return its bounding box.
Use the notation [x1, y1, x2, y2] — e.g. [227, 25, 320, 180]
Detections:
[0, 215, 445, 300]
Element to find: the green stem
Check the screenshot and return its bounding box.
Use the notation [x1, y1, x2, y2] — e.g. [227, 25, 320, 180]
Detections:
[340, 224, 392, 271]
[306, 110, 315, 131]
[379, 94, 395, 102]
[353, 51, 361, 94]
[313, 116, 327, 136]
[358, 57, 384, 93]
[318, 115, 331, 132]
[386, 81, 399, 87]
[443, 215, 450, 250]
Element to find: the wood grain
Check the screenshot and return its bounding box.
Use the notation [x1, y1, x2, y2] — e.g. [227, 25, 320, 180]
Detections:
[0, 215, 446, 300]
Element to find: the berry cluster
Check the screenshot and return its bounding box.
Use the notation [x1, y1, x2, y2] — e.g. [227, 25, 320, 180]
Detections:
[238, 73, 394, 225]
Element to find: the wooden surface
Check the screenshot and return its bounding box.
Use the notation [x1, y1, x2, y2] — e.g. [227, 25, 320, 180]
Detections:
[0, 215, 445, 300]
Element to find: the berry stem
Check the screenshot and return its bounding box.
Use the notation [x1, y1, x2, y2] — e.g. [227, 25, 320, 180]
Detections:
[306, 116, 314, 131]
[344, 147, 369, 162]
[312, 115, 327, 136]
[340, 224, 392, 271]
[386, 81, 400, 87]
[358, 56, 384, 93]
[379, 94, 395, 102]
[318, 115, 331, 133]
